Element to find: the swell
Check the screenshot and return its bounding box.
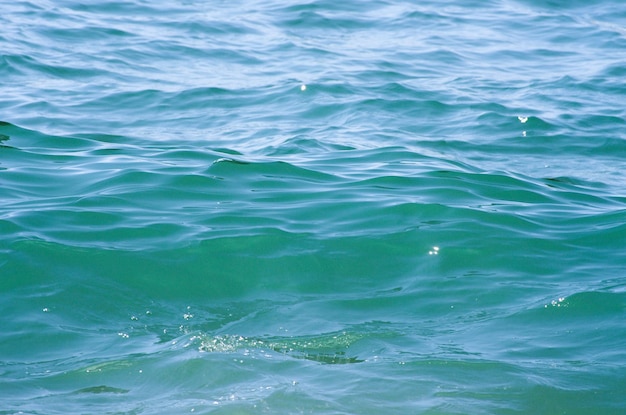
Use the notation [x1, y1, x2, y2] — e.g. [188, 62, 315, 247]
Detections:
[2, 120, 624, 251]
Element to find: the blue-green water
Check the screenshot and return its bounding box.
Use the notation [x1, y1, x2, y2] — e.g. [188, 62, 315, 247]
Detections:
[2, 1, 626, 413]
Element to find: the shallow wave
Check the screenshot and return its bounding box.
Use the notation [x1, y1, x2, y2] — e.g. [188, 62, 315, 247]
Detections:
[2, 121, 625, 252]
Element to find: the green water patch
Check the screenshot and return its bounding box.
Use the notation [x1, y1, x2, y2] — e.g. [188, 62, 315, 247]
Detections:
[197, 330, 367, 365]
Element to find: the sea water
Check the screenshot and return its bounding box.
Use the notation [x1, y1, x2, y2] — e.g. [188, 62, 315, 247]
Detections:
[1, 1, 626, 414]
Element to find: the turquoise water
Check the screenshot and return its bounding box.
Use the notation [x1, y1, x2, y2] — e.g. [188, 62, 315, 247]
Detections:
[2, 1, 626, 413]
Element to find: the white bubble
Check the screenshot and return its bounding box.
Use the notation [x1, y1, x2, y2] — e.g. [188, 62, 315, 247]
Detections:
[300, 84, 307, 91]
[546, 296, 567, 308]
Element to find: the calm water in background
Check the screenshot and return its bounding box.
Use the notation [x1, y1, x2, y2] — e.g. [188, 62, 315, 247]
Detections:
[1, 0, 626, 414]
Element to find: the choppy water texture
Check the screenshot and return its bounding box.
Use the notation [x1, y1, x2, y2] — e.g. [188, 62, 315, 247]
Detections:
[2, 1, 626, 414]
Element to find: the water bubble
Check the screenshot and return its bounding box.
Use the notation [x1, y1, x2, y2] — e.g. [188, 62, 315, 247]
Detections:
[300, 84, 307, 91]
[546, 296, 567, 308]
